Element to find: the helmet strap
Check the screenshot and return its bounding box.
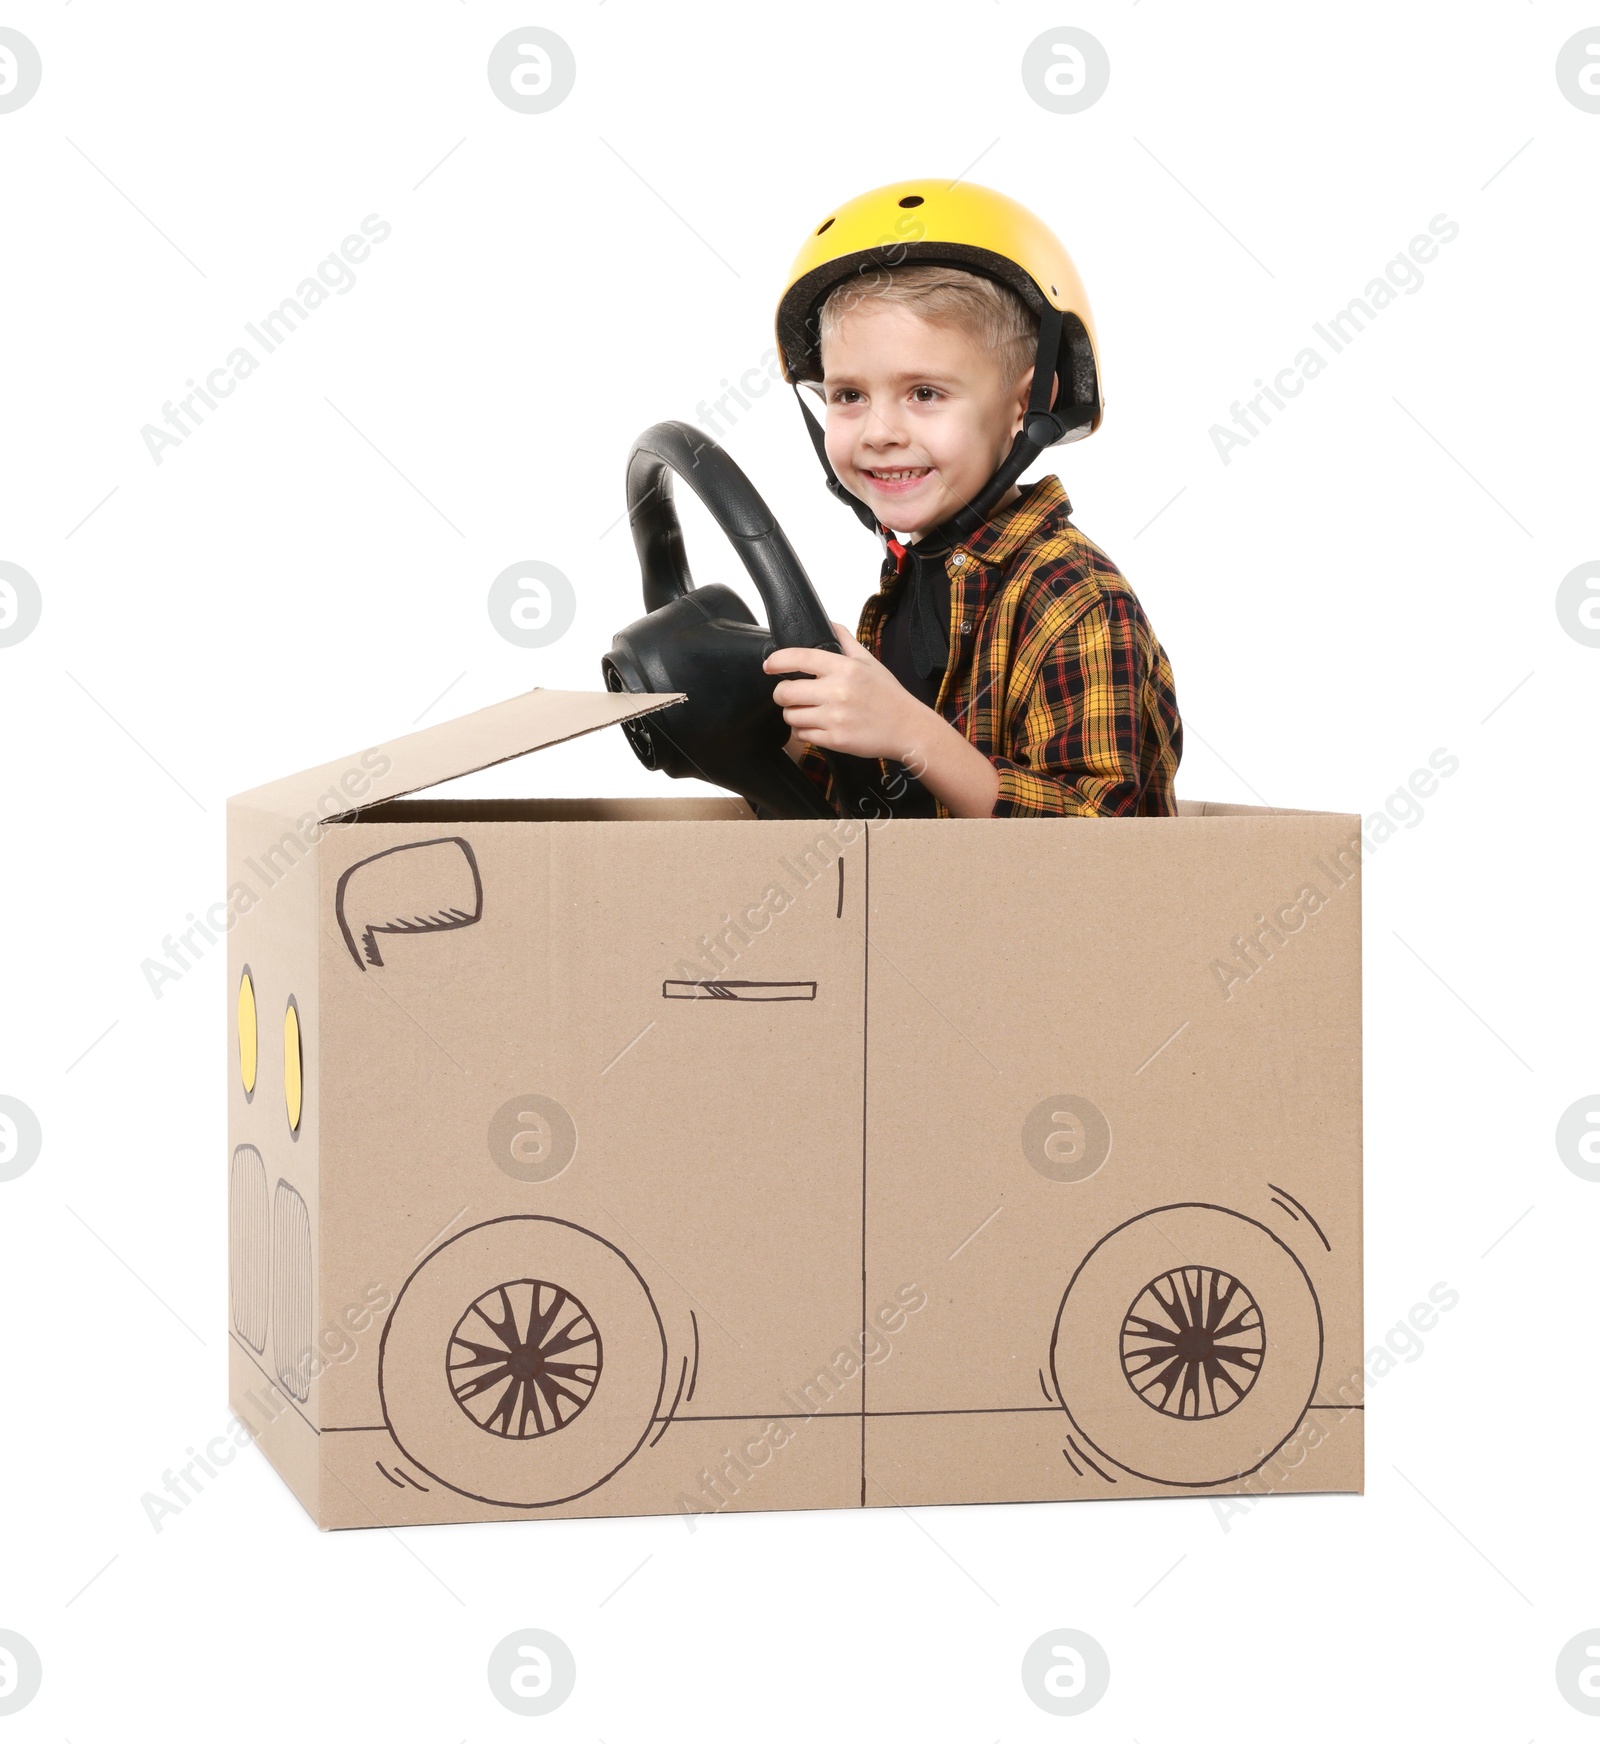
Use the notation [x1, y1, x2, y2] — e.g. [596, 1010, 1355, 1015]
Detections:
[791, 383, 883, 535]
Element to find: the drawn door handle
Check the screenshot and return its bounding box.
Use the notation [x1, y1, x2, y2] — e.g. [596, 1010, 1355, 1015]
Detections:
[662, 979, 817, 1001]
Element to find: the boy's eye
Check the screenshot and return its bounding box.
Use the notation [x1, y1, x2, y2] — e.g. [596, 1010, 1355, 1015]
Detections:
[911, 385, 941, 403]
[829, 387, 863, 405]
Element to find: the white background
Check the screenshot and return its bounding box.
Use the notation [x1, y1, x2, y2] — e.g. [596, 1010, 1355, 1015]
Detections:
[1, 1, 1596, 1736]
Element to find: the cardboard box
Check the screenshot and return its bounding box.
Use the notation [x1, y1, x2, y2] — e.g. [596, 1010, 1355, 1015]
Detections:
[226, 686, 1362, 1530]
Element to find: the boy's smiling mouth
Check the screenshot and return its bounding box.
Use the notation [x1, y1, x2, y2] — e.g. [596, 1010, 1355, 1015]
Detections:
[862, 465, 932, 493]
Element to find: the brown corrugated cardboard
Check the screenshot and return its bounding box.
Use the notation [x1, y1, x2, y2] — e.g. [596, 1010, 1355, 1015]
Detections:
[227, 687, 1362, 1529]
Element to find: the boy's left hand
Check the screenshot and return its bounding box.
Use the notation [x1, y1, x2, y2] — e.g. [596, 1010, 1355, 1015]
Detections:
[764, 620, 926, 762]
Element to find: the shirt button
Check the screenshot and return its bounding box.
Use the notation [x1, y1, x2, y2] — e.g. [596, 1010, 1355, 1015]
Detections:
[959, 621, 972, 634]
[951, 553, 967, 567]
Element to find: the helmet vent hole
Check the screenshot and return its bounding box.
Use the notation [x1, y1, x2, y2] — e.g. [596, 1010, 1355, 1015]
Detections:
[897, 195, 924, 208]
[816, 217, 835, 234]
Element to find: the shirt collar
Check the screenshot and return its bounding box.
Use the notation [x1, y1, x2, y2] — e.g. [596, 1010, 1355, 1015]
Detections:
[879, 474, 1072, 575]
[954, 473, 1072, 568]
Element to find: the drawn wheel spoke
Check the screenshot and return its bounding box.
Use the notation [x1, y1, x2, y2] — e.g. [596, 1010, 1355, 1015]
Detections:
[448, 1277, 602, 1439]
[1120, 1266, 1265, 1420]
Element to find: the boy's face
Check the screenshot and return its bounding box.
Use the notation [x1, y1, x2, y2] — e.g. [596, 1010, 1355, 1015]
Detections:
[819, 298, 1034, 537]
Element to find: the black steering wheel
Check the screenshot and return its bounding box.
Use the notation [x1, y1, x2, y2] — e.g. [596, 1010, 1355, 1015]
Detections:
[603, 421, 895, 821]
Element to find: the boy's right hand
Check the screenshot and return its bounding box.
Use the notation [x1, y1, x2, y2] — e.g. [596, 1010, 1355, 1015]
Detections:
[765, 623, 924, 764]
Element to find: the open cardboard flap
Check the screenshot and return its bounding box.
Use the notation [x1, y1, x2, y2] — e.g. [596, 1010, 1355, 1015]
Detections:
[230, 687, 687, 823]
[228, 682, 1329, 826]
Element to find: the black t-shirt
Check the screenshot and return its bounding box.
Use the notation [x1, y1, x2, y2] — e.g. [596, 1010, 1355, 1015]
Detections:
[880, 540, 950, 702]
[880, 577, 941, 708]
[876, 545, 948, 816]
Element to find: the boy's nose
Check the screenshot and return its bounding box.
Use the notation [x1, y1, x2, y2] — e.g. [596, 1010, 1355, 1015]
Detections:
[860, 409, 912, 451]
[862, 428, 912, 456]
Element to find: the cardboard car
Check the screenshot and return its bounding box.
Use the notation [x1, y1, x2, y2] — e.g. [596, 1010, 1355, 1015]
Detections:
[226, 687, 1362, 1529]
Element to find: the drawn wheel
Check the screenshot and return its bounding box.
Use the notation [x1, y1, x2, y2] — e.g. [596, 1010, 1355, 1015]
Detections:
[381, 1217, 666, 1508]
[1050, 1205, 1322, 1488]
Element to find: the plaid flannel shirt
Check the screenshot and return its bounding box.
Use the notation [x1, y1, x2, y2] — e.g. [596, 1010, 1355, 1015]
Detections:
[795, 474, 1182, 817]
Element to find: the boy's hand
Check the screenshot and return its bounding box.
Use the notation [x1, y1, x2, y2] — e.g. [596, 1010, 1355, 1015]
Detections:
[765, 621, 926, 762]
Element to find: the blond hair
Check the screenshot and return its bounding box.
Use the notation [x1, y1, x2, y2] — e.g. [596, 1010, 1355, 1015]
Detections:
[817, 264, 1038, 387]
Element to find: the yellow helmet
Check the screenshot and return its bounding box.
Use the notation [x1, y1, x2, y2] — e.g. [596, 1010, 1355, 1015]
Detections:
[776, 178, 1103, 434]
[773, 179, 1103, 540]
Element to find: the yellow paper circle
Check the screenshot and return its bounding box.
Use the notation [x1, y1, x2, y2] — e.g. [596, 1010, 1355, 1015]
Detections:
[283, 997, 303, 1134]
[237, 968, 258, 1098]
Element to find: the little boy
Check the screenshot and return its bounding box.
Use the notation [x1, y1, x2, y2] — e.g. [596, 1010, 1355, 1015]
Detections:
[764, 182, 1182, 820]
